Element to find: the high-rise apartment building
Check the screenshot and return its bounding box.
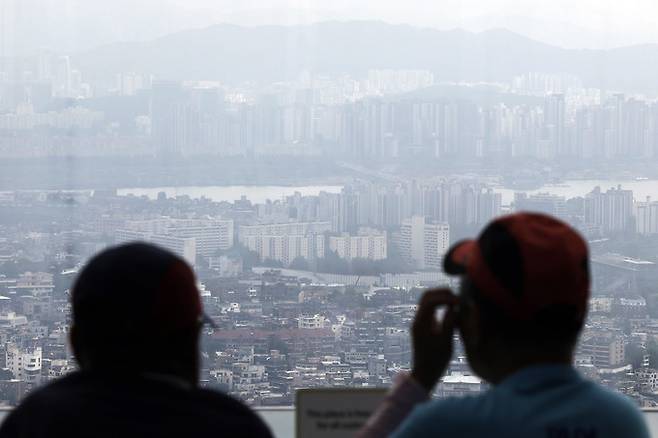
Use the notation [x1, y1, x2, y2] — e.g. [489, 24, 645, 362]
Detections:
[579, 335, 625, 369]
[635, 197, 658, 235]
[115, 217, 234, 266]
[239, 222, 331, 238]
[151, 81, 186, 157]
[6, 343, 42, 385]
[52, 56, 72, 98]
[116, 229, 196, 266]
[584, 186, 634, 234]
[514, 192, 567, 219]
[543, 93, 566, 157]
[167, 219, 234, 256]
[396, 216, 449, 270]
[328, 230, 387, 261]
[242, 234, 325, 266]
[238, 221, 331, 266]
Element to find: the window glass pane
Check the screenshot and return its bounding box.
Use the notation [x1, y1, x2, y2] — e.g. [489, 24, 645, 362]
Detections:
[1, 1, 657, 431]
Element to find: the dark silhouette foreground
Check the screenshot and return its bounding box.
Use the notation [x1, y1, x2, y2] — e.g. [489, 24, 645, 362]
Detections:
[359, 213, 649, 438]
[0, 243, 272, 438]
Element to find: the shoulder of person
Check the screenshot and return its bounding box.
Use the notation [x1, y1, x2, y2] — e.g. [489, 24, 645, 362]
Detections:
[0, 373, 87, 436]
[585, 382, 649, 432]
[10, 372, 84, 410]
[393, 393, 490, 436]
[420, 393, 489, 418]
[192, 388, 273, 435]
[193, 387, 257, 413]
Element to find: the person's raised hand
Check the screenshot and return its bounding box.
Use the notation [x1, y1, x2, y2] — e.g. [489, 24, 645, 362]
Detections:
[410, 288, 459, 392]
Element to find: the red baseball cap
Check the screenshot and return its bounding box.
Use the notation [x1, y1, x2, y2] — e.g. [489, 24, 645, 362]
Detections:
[444, 212, 590, 321]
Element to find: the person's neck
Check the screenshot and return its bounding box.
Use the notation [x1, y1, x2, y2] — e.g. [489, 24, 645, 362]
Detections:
[84, 363, 197, 388]
[141, 371, 195, 390]
[485, 352, 573, 385]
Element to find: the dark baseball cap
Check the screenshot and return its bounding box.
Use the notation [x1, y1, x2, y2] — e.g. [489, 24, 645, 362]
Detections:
[72, 243, 215, 338]
[444, 212, 590, 322]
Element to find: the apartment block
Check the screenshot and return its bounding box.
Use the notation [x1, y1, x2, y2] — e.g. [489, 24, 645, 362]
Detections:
[115, 217, 234, 266]
[239, 222, 330, 266]
[116, 229, 196, 266]
[328, 230, 387, 261]
[396, 216, 449, 270]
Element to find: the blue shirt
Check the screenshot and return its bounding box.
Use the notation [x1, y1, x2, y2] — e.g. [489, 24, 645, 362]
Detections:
[392, 365, 649, 438]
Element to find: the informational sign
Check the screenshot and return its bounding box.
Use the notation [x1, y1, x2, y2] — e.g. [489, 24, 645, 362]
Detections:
[296, 388, 387, 438]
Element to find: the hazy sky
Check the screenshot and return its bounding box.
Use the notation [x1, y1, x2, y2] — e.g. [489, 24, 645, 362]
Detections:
[3, 0, 658, 52]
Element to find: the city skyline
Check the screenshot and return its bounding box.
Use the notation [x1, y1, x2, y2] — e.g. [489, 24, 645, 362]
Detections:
[3, 7, 658, 422]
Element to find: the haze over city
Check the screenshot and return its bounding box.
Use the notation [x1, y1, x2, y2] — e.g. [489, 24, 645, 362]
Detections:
[2, 1, 658, 435]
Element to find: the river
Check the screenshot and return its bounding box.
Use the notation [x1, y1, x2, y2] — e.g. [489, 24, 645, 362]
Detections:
[118, 180, 658, 206]
[495, 179, 658, 205]
[117, 185, 343, 204]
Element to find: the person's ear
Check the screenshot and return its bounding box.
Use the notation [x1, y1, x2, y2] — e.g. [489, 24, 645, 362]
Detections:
[460, 298, 482, 348]
[470, 301, 482, 346]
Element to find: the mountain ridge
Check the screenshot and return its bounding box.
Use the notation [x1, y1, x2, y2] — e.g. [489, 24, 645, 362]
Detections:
[72, 21, 658, 94]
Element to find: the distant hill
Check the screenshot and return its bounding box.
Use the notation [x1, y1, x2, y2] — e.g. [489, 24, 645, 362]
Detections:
[73, 21, 658, 95]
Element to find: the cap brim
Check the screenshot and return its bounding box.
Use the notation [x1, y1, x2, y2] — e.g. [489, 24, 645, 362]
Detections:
[443, 240, 477, 275]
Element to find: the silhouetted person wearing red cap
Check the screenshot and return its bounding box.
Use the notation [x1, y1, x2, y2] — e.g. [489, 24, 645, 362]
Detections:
[360, 213, 649, 438]
[0, 243, 272, 438]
